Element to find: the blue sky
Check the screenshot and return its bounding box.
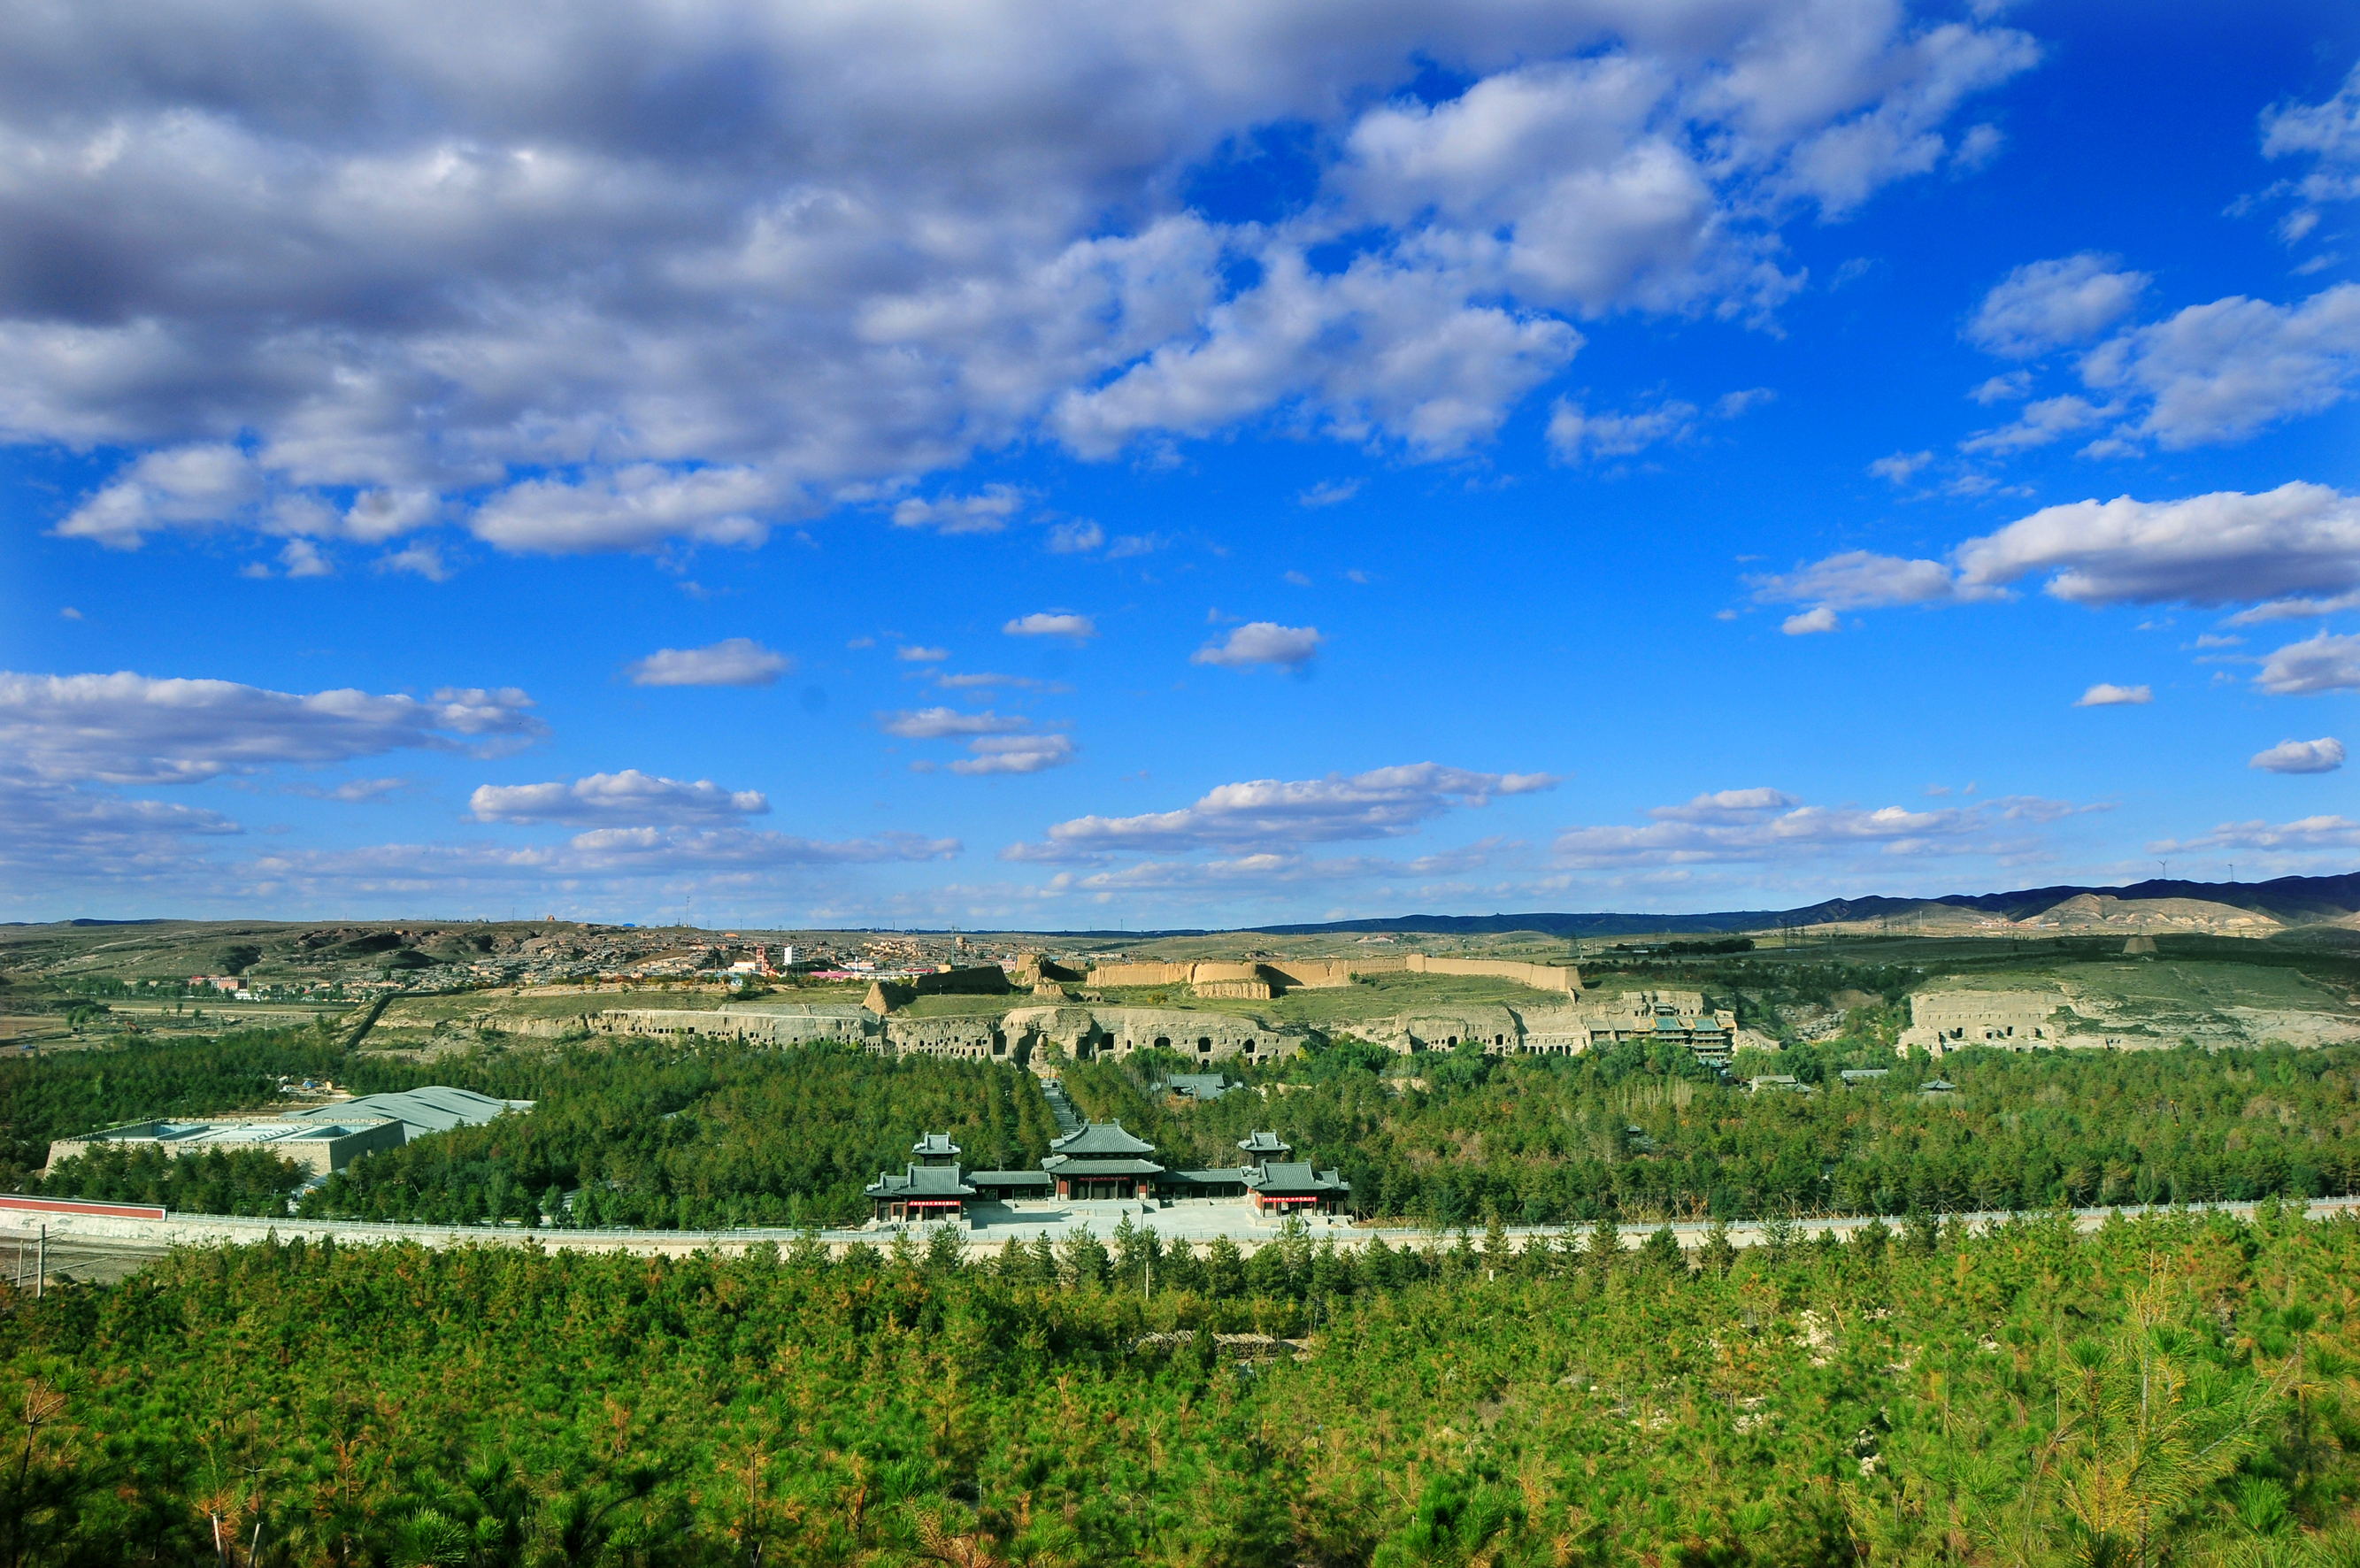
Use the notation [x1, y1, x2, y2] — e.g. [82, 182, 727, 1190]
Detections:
[3, 0, 2357, 928]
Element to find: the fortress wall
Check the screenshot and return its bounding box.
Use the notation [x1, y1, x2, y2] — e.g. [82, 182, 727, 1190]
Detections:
[1403, 955, 1581, 993]
[1263, 959, 1357, 988]
[1186, 962, 1267, 985]
[1089, 961, 1194, 988]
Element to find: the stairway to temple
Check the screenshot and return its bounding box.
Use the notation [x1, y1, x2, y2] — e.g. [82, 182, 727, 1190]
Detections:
[1037, 1076, 1081, 1136]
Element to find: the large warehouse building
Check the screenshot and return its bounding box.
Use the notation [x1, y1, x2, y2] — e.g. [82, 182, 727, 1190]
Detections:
[43, 1084, 530, 1178]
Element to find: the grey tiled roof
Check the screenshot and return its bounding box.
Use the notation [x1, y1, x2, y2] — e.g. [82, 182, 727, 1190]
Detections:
[864, 1164, 978, 1198]
[1243, 1160, 1347, 1194]
[1236, 1130, 1290, 1156]
[1042, 1157, 1164, 1177]
[1048, 1121, 1157, 1157]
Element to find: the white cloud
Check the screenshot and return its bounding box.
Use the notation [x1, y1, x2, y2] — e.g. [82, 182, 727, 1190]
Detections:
[1964, 253, 2149, 357]
[0, 671, 542, 784]
[624, 637, 793, 688]
[1551, 785, 2071, 868]
[0, 773, 242, 883]
[470, 770, 769, 826]
[469, 466, 777, 554]
[880, 707, 1074, 775]
[1754, 550, 1960, 611]
[2151, 815, 2360, 856]
[285, 776, 409, 802]
[2256, 632, 2360, 696]
[1970, 371, 2031, 404]
[376, 542, 451, 581]
[1192, 621, 1324, 669]
[1868, 450, 1934, 483]
[1003, 612, 1095, 640]
[879, 707, 1023, 740]
[949, 734, 1077, 775]
[250, 826, 962, 890]
[896, 645, 949, 663]
[2078, 284, 2360, 449]
[1297, 480, 1361, 508]
[1557, 788, 2019, 864]
[2074, 682, 2151, 707]
[1780, 606, 1840, 634]
[8, 0, 2033, 557]
[2250, 736, 2345, 774]
[1044, 520, 1104, 554]
[2261, 60, 2360, 222]
[1957, 393, 2112, 454]
[1018, 762, 1557, 857]
[1547, 397, 1697, 462]
[892, 487, 1025, 536]
[1955, 483, 2360, 607]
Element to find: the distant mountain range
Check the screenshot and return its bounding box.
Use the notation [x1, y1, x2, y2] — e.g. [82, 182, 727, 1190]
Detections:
[1028, 871, 2360, 940]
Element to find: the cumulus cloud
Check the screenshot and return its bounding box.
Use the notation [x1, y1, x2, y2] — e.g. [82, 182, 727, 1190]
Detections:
[285, 776, 409, 802]
[896, 646, 949, 663]
[2074, 682, 2151, 707]
[1298, 480, 1361, 508]
[2151, 815, 2360, 856]
[469, 466, 776, 554]
[1551, 785, 2073, 868]
[624, 637, 792, 688]
[249, 826, 963, 892]
[0, 671, 542, 784]
[2250, 737, 2345, 774]
[950, 734, 1077, 776]
[879, 707, 1025, 740]
[1193, 622, 1324, 669]
[2256, 633, 2360, 696]
[880, 707, 1076, 774]
[7, 0, 2033, 559]
[0, 773, 242, 884]
[892, 487, 1025, 536]
[1753, 550, 1960, 611]
[2260, 61, 2360, 230]
[469, 769, 769, 826]
[1957, 393, 2113, 454]
[1016, 762, 1556, 858]
[1964, 253, 2149, 357]
[2077, 284, 2360, 450]
[1780, 606, 1840, 634]
[1760, 484, 2360, 623]
[1043, 520, 1104, 554]
[1003, 612, 1095, 640]
[1547, 397, 1697, 462]
[1956, 483, 2360, 607]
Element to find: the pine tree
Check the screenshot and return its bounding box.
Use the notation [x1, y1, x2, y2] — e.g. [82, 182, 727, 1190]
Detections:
[1586, 1211, 1621, 1274]
[1700, 1216, 1737, 1277]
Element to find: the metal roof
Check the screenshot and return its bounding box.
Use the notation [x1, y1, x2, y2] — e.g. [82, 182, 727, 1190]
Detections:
[1047, 1121, 1157, 1157]
[290, 1086, 528, 1138]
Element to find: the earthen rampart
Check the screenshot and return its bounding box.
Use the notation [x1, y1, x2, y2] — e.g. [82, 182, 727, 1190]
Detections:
[1087, 954, 1579, 995]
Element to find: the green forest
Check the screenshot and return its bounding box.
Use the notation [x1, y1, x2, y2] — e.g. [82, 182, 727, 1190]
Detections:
[8, 1205, 2360, 1564]
[12, 1023, 2360, 1226]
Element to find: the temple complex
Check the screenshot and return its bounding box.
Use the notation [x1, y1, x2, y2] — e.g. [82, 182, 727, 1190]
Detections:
[865, 1122, 1349, 1222]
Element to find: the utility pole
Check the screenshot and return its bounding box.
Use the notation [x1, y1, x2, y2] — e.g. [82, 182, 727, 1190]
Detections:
[35, 1225, 43, 1300]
